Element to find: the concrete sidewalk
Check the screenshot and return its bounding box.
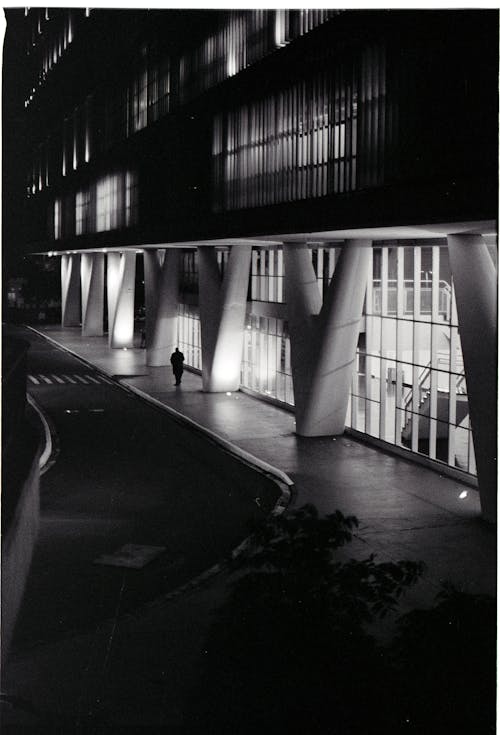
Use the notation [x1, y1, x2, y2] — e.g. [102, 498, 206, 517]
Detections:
[33, 325, 496, 603]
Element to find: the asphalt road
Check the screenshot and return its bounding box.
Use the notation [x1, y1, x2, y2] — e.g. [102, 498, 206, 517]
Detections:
[6, 325, 279, 652]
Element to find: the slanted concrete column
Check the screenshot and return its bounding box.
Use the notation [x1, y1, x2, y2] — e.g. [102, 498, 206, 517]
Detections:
[81, 252, 104, 336]
[284, 240, 371, 436]
[283, 242, 322, 425]
[143, 249, 180, 366]
[107, 251, 136, 349]
[144, 249, 161, 354]
[447, 234, 497, 523]
[61, 253, 81, 326]
[199, 243, 252, 392]
[107, 253, 121, 343]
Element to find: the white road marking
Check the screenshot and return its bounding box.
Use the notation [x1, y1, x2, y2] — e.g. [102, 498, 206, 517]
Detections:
[39, 374, 52, 384]
[73, 373, 88, 385]
[51, 374, 65, 384]
[73, 375, 89, 384]
[28, 375, 40, 384]
[84, 374, 100, 384]
[61, 374, 77, 384]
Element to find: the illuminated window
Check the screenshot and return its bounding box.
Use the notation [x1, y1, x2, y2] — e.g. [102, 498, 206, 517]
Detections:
[212, 67, 357, 211]
[347, 243, 475, 477]
[96, 171, 138, 233]
[240, 315, 294, 405]
[72, 113, 78, 170]
[251, 249, 284, 303]
[177, 304, 202, 370]
[96, 174, 119, 232]
[125, 172, 138, 227]
[75, 189, 91, 235]
[275, 9, 287, 47]
[179, 10, 337, 103]
[84, 97, 92, 162]
[54, 199, 62, 239]
[131, 67, 148, 132]
[62, 119, 68, 176]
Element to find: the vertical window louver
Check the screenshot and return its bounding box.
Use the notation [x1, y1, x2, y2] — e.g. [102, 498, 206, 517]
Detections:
[357, 43, 394, 189]
[212, 62, 359, 212]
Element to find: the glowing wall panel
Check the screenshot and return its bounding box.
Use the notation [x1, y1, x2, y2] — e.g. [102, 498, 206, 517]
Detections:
[61, 253, 81, 326]
[81, 253, 104, 336]
[107, 252, 136, 349]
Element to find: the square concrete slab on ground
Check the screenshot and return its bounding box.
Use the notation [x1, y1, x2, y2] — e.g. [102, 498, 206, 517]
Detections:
[94, 544, 167, 569]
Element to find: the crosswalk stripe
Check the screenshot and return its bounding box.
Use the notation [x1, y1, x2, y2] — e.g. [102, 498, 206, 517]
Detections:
[39, 374, 53, 384]
[28, 375, 40, 384]
[98, 376, 114, 385]
[84, 374, 100, 384]
[61, 374, 77, 384]
[51, 374, 65, 384]
[73, 375, 89, 384]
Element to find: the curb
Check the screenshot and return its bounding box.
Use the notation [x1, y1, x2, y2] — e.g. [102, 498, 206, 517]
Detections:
[26, 326, 294, 510]
[125, 383, 294, 498]
[20, 324, 296, 626]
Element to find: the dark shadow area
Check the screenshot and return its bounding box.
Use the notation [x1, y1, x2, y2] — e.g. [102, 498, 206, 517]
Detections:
[184, 504, 495, 735]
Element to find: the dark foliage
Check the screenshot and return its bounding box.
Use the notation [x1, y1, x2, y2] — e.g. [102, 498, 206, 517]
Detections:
[390, 583, 496, 735]
[184, 505, 428, 734]
[184, 505, 495, 734]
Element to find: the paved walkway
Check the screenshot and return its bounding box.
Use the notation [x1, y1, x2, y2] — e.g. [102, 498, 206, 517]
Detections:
[32, 325, 496, 604]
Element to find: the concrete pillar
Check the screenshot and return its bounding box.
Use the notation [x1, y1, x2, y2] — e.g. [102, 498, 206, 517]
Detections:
[143, 249, 180, 366]
[447, 234, 497, 523]
[107, 251, 136, 349]
[199, 243, 252, 392]
[284, 240, 371, 436]
[81, 252, 104, 336]
[283, 242, 322, 427]
[106, 253, 121, 343]
[61, 253, 81, 326]
[143, 249, 161, 354]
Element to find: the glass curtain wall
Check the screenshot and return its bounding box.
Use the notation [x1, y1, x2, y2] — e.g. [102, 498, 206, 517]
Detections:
[212, 63, 358, 211]
[251, 249, 284, 302]
[176, 243, 476, 478]
[177, 304, 202, 370]
[347, 243, 475, 475]
[241, 315, 294, 404]
[179, 10, 337, 104]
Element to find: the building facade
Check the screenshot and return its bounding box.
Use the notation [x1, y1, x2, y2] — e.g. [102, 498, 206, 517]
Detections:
[7, 9, 498, 519]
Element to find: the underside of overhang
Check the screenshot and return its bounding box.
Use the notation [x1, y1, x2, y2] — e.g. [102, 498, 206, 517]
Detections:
[34, 219, 498, 256]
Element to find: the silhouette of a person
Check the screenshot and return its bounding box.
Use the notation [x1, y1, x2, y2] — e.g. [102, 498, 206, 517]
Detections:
[170, 347, 185, 385]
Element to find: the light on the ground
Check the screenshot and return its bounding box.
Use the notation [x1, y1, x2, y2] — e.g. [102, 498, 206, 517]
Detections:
[123, 347, 128, 351]
[226, 391, 232, 396]
[459, 490, 468, 499]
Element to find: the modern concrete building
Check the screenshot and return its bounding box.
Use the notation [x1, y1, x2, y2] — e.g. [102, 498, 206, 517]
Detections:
[8, 9, 498, 519]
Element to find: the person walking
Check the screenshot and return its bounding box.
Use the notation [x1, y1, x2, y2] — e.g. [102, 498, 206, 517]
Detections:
[170, 347, 185, 385]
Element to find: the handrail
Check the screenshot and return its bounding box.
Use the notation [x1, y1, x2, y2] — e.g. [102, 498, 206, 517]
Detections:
[404, 360, 432, 411]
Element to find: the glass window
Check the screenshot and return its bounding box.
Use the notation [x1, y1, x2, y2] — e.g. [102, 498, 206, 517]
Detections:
[347, 242, 476, 478]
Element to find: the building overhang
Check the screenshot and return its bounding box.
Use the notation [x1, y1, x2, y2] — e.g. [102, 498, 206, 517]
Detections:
[33, 219, 497, 257]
